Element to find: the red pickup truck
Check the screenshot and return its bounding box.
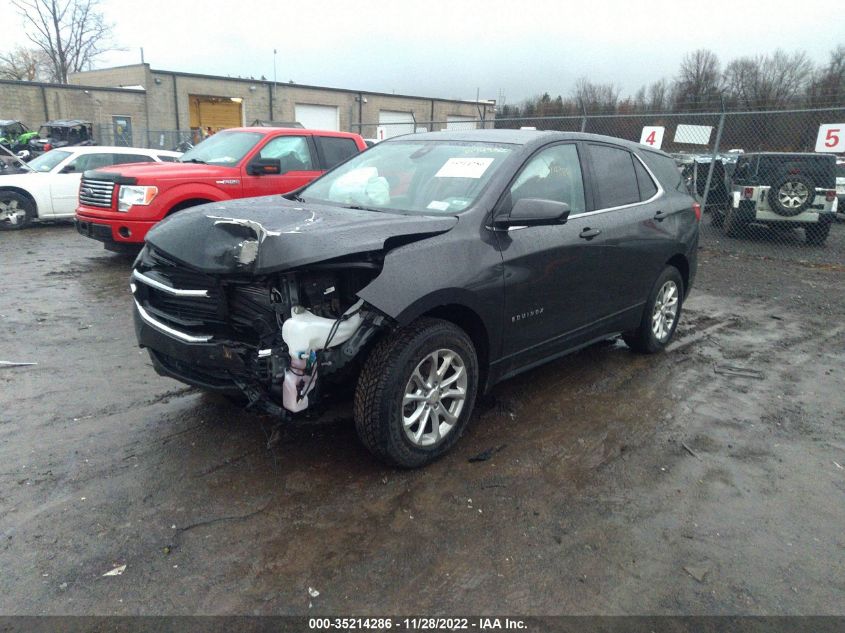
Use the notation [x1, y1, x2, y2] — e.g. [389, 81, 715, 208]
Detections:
[75, 127, 367, 250]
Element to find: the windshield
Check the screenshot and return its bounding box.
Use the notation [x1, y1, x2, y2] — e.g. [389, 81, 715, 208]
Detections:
[179, 131, 263, 165]
[28, 150, 72, 172]
[299, 140, 515, 214]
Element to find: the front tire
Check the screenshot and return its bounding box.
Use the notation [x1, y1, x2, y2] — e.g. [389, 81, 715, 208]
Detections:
[354, 318, 478, 468]
[0, 191, 36, 230]
[623, 266, 684, 354]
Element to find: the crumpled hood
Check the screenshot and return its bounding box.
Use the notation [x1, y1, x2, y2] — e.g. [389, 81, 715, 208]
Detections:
[144, 195, 458, 274]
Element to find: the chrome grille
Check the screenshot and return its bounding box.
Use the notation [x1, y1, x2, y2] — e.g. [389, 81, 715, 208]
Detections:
[79, 178, 115, 208]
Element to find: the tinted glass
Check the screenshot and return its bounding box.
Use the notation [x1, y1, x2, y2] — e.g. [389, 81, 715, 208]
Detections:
[643, 150, 688, 192]
[316, 136, 360, 169]
[258, 136, 314, 171]
[67, 153, 114, 171]
[589, 144, 639, 208]
[509, 143, 586, 214]
[300, 140, 514, 214]
[634, 158, 658, 200]
[113, 154, 153, 165]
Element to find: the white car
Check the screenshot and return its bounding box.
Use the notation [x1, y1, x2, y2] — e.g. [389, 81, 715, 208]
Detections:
[0, 146, 181, 230]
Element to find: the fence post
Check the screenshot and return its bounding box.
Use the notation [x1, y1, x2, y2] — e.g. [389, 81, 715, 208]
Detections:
[701, 99, 726, 211]
[580, 101, 587, 133]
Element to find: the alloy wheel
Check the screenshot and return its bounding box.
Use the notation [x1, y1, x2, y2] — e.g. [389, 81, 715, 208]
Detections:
[402, 348, 468, 447]
[652, 280, 679, 343]
[777, 181, 809, 209]
[0, 198, 27, 227]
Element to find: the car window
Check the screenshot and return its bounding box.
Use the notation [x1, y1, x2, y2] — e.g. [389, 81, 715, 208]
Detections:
[509, 144, 586, 214]
[642, 150, 688, 193]
[634, 158, 658, 200]
[112, 153, 154, 166]
[589, 144, 640, 209]
[316, 136, 360, 170]
[66, 153, 114, 172]
[257, 136, 314, 172]
[300, 140, 514, 214]
[28, 150, 72, 172]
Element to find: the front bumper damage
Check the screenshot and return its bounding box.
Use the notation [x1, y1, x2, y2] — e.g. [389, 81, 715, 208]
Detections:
[131, 252, 388, 419]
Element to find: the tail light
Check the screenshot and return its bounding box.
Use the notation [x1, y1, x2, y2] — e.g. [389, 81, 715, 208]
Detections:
[743, 187, 754, 199]
[692, 202, 701, 222]
[826, 190, 836, 202]
[44, 143, 52, 151]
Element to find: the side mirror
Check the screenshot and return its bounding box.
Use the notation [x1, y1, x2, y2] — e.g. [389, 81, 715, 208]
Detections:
[60, 164, 75, 173]
[247, 158, 282, 176]
[502, 198, 570, 226]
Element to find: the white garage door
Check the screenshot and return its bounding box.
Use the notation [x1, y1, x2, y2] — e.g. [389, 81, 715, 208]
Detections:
[378, 110, 415, 138]
[446, 115, 477, 131]
[295, 104, 339, 131]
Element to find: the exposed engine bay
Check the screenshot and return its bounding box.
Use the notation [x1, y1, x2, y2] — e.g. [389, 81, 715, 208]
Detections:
[131, 245, 388, 417]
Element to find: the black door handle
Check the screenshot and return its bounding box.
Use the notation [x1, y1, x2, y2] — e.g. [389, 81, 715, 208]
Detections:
[579, 227, 601, 240]
[653, 210, 668, 221]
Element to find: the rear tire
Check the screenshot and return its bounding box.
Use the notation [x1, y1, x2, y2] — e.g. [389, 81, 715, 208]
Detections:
[805, 222, 830, 246]
[0, 191, 35, 230]
[623, 266, 684, 354]
[354, 318, 478, 468]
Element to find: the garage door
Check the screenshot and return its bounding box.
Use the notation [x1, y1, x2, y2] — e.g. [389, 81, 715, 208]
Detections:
[189, 95, 243, 131]
[446, 115, 477, 131]
[378, 111, 415, 139]
[295, 104, 339, 131]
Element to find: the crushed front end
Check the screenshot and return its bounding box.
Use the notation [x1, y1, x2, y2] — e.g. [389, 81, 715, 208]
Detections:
[131, 245, 387, 417]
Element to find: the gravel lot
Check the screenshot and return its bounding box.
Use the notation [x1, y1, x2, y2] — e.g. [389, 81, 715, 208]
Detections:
[1, 222, 844, 615]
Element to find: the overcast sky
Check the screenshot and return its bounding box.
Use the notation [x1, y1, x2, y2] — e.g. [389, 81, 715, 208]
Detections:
[1, 0, 842, 103]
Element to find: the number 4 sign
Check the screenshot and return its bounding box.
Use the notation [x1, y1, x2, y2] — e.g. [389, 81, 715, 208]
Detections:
[815, 124, 845, 152]
[640, 126, 665, 149]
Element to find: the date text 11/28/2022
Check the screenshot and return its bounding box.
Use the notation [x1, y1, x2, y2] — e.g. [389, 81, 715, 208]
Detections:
[308, 617, 528, 630]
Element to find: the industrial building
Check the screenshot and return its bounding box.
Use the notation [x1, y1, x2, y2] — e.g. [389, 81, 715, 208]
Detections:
[0, 63, 494, 147]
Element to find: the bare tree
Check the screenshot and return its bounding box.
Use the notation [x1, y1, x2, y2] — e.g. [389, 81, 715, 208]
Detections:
[807, 45, 845, 106]
[673, 49, 722, 110]
[724, 50, 813, 108]
[573, 77, 619, 113]
[0, 46, 50, 81]
[10, 0, 114, 84]
[647, 79, 670, 112]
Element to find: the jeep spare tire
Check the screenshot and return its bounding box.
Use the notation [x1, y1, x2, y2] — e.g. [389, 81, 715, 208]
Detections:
[768, 173, 815, 216]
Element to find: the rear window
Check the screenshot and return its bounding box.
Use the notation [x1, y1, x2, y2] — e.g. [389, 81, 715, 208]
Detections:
[641, 150, 687, 193]
[316, 136, 360, 170]
[634, 158, 658, 200]
[588, 144, 640, 208]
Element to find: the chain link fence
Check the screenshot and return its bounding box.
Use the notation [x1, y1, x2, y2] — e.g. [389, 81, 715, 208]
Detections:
[95, 107, 844, 266]
[363, 107, 845, 267]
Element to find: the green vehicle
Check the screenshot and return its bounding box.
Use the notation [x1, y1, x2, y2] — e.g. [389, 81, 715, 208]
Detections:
[0, 120, 38, 153]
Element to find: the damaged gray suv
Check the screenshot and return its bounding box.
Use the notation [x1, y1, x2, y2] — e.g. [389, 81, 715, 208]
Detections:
[131, 130, 700, 467]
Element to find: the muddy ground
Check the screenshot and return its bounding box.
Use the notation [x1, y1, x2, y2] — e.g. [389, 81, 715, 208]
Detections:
[1, 223, 844, 616]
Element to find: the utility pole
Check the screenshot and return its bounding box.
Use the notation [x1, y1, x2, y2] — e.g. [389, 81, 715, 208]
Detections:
[272, 49, 277, 118]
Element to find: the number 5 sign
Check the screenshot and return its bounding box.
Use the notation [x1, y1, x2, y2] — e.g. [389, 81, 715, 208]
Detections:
[640, 126, 665, 149]
[815, 124, 845, 152]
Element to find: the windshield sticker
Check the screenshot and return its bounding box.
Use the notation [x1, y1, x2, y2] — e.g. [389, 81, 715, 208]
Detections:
[426, 200, 450, 211]
[435, 157, 494, 179]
